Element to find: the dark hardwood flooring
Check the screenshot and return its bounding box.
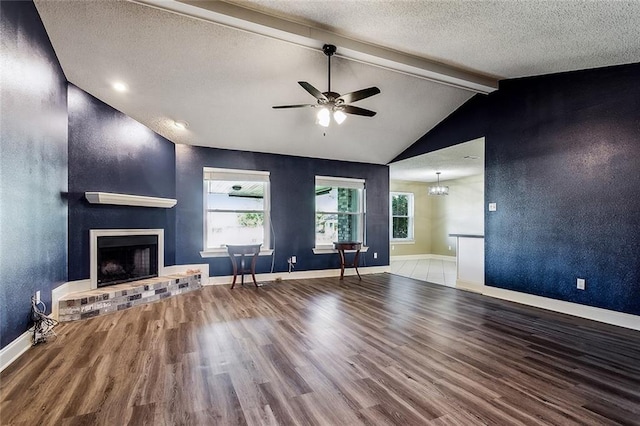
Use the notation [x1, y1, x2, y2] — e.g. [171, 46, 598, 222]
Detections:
[1, 274, 639, 425]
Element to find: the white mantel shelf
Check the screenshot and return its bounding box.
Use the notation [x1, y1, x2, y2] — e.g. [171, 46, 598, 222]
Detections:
[85, 192, 177, 208]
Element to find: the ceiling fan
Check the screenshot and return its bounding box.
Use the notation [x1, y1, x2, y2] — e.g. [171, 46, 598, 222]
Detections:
[272, 44, 380, 127]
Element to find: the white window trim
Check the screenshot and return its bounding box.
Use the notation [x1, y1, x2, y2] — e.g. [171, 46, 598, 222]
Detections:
[201, 167, 271, 257]
[314, 176, 366, 251]
[316, 175, 365, 189]
[204, 168, 271, 181]
[390, 192, 414, 242]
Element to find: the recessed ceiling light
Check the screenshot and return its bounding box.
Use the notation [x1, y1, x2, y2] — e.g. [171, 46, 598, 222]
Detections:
[174, 120, 188, 130]
[112, 82, 128, 92]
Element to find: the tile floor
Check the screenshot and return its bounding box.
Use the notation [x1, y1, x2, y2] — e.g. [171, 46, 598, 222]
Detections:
[390, 257, 457, 287]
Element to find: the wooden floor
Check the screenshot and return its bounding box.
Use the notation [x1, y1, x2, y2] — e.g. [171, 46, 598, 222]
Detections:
[2, 274, 640, 425]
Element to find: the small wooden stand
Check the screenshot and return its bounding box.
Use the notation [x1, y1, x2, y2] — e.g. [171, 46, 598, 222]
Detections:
[333, 241, 362, 280]
[227, 244, 262, 288]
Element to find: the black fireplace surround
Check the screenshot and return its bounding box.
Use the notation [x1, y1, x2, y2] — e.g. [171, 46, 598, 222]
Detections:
[97, 235, 158, 287]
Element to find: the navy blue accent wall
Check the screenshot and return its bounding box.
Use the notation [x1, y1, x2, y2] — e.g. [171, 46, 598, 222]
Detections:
[0, 1, 68, 348]
[67, 85, 176, 281]
[392, 94, 490, 162]
[394, 62, 640, 316]
[176, 145, 389, 277]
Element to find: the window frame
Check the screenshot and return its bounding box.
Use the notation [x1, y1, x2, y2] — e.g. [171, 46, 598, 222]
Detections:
[390, 191, 414, 242]
[200, 167, 272, 258]
[314, 175, 366, 251]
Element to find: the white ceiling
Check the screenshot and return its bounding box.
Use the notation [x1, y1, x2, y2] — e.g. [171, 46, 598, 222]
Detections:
[390, 137, 484, 183]
[225, 0, 640, 78]
[34, 0, 640, 166]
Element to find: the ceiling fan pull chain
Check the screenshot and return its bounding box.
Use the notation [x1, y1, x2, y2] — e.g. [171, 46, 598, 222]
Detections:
[327, 52, 331, 93]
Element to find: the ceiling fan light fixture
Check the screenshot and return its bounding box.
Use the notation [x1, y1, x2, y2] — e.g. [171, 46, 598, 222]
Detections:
[333, 109, 347, 124]
[317, 108, 330, 127]
[272, 44, 380, 125]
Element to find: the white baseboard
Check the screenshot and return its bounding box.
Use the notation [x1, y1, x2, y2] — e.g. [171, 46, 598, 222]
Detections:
[456, 279, 484, 293]
[430, 254, 457, 261]
[0, 331, 31, 373]
[391, 254, 456, 262]
[473, 285, 640, 331]
[207, 265, 391, 286]
[164, 263, 209, 282]
[52, 279, 91, 320]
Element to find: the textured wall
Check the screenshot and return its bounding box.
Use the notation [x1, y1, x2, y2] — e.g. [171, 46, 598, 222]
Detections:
[393, 95, 490, 163]
[394, 62, 640, 316]
[176, 145, 389, 277]
[0, 1, 68, 348]
[67, 85, 176, 280]
[486, 67, 640, 315]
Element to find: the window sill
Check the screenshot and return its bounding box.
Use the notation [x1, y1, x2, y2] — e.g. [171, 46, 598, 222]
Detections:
[200, 249, 274, 258]
[312, 246, 369, 255]
[390, 240, 415, 245]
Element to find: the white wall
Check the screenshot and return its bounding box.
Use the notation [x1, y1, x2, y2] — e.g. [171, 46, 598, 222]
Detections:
[431, 174, 484, 255]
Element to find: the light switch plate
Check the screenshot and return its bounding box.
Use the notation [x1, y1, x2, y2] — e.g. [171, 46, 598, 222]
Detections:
[577, 278, 586, 290]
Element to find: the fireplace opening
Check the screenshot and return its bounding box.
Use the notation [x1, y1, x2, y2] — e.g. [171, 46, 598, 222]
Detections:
[97, 235, 158, 287]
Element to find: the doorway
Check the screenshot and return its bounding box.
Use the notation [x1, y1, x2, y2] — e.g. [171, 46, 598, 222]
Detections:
[388, 137, 485, 287]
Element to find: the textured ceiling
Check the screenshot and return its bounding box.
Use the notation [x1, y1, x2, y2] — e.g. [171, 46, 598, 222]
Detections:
[230, 0, 640, 78]
[34, 0, 640, 167]
[390, 138, 485, 183]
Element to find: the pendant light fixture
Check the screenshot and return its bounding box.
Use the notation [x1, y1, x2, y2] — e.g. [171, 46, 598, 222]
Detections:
[428, 172, 449, 196]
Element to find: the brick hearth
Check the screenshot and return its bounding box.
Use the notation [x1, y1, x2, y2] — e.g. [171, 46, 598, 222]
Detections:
[58, 273, 201, 322]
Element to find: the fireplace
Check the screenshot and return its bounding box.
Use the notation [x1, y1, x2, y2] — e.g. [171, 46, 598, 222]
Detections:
[97, 235, 158, 287]
[90, 229, 164, 289]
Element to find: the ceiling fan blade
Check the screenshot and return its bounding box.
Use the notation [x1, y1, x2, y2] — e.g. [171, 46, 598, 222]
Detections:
[343, 105, 377, 117]
[298, 81, 328, 101]
[338, 87, 380, 104]
[272, 104, 314, 109]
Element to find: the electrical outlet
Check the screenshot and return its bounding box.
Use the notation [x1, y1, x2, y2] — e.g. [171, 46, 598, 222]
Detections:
[392, 245, 395, 250]
[448, 245, 452, 251]
[577, 278, 586, 290]
[35, 290, 41, 303]
[291, 256, 297, 264]
[489, 202, 497, 212]
[374, 252, 378, 259]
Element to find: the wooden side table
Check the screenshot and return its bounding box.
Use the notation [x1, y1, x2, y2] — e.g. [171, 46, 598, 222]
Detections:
[333, 241, 362, 280]
[227, 244, 262, 289]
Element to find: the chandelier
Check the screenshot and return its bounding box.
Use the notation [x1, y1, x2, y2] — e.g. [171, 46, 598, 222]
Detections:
[428, 172, 449, 196]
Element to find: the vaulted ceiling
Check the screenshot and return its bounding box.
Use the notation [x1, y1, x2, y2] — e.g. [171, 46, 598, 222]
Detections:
[35, 0, 640, 165]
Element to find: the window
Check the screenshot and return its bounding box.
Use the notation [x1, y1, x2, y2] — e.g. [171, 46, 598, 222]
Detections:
[315, 176, 365, 248]
[203, 168, 270, 253]
[390, 192, 414, 241]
